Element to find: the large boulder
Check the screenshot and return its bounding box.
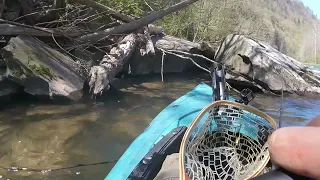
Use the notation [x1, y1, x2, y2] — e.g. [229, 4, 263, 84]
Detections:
[1, 35, 86, 100]
[0, 58, 21, 99]
[215, 34, 320, 94]
[0, 79, 21, 98]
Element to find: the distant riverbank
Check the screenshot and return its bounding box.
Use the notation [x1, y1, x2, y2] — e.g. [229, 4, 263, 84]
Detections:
[304, 63, 320, 70]
[305, 63, 320, 66]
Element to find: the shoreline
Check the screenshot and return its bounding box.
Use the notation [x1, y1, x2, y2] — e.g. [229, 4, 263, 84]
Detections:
[304, 63, 320, 66]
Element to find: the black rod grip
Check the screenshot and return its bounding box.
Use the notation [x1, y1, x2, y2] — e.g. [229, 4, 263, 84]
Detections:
[251, 168, 312, 180]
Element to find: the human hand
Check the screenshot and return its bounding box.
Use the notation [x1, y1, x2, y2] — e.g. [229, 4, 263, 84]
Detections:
[268, 116, 320, 179]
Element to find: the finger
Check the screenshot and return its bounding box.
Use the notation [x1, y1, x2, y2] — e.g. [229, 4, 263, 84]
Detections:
[307, 116, 320, 127]
[268, 127, 320, 179]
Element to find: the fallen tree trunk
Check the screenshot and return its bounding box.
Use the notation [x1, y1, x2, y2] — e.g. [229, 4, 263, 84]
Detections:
[0, 24, 84, 37]
[144, 26, 155, 56]
[88, 34, 137, 95]
[89, 34, 216, 95]
[70, 0, 163, 34]
[0, 20, 85, 37]
[153, 35, 206, 52]
[76, 0, 200, 43]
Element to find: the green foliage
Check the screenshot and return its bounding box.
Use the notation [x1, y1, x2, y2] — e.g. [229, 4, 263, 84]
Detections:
[95, 0, 145, 16]
[29, 64, 54, 78]
[97, 0, 319, 62]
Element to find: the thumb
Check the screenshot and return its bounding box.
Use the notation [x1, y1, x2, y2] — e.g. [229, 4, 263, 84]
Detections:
[268, 127, 320, 179]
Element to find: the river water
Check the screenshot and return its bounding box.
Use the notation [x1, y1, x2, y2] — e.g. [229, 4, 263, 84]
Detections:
[0, 72, 319, 180]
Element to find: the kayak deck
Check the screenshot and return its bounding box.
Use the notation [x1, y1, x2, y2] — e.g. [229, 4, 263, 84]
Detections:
[105, 83, 218, 180]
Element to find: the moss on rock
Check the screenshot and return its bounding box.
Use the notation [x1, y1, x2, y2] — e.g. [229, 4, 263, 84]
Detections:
[28, 64, 54, 79]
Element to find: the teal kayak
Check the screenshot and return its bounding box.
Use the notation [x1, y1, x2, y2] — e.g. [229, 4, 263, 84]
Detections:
[105, 82, 229, 180]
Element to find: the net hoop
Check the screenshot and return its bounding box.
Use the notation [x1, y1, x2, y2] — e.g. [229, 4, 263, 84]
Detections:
[179, 100, 278, 180]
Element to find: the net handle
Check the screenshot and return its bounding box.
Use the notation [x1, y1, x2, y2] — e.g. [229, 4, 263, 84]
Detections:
[179, 100, 278, 180]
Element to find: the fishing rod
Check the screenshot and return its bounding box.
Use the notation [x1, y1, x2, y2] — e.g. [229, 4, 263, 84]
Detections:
[211, 63, 254, 104]
[0, 159, 118, 173]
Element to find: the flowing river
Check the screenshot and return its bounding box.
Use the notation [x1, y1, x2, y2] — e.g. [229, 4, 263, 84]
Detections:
[0, 72, 320, 180]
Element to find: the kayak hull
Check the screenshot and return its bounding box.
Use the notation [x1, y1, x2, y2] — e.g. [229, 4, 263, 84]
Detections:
[105, 83, 218, 180]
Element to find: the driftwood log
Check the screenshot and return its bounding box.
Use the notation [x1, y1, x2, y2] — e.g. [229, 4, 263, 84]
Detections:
[0, 24, 83, 37]
[144, 26, 156, 56]
[87, 0, 202, 96]
[89, 34, 137, 95]
[88, 34, 217, 95]
[0, 0, 212, 99]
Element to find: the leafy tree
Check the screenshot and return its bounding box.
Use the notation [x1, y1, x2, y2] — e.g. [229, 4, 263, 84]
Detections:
[95, 0, 320, 63]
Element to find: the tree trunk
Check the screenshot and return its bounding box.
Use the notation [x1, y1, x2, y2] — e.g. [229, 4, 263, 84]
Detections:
[144, 26, 155, 56]
[153, 35, 215, 58]
[76, 0, 200, 43]
[89, 34, 137, 95]
[0, 24, 84, 37]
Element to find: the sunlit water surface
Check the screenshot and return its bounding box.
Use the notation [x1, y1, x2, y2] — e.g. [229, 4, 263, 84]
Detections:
[0, 73, 319, 180]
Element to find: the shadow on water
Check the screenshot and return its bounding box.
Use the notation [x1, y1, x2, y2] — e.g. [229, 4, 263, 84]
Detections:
[0, 72, 319, 180]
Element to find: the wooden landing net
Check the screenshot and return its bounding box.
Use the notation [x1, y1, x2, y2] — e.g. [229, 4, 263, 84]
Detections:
[179, 100, 277, 180]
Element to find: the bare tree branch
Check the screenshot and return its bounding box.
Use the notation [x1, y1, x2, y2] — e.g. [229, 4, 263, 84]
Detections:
[165, 49, 217, 63]
[144, 0, 155, 11]
[76, 0, 200, 43]
[69, 0, 134, 23]
[0, 22, 84, 37]
[158, 48, 211, 73]
[161, 51, 165, 81]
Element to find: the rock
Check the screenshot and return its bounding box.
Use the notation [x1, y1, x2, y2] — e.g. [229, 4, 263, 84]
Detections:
[0, 62, 22, 98]
[128, 35, 214, 75]
[215, 34, 320, 94]
[1, 35, 86, 100]
[0, 79, 21, 97]
[0, 58, 22, 101]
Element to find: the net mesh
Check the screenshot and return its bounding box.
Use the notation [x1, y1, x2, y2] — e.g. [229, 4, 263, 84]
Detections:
[182, 102, 276, 180]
